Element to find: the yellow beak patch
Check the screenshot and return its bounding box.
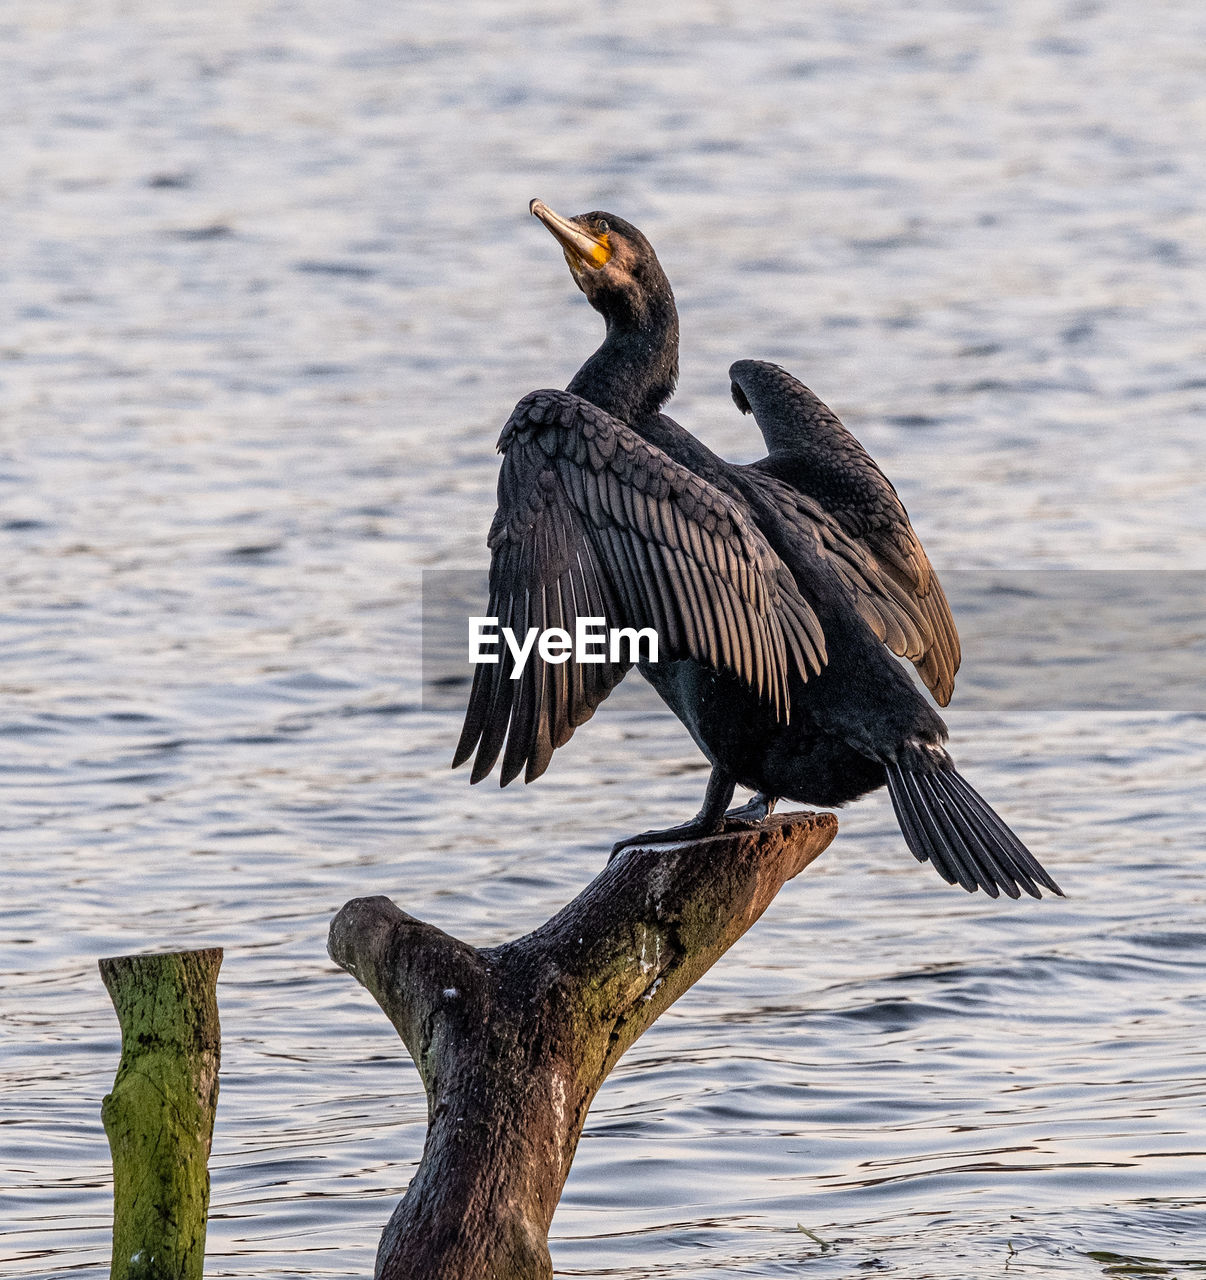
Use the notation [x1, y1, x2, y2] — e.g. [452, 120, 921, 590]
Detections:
[585, 233, 612, 267]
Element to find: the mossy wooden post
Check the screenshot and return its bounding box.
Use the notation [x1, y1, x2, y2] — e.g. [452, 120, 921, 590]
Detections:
[99, 948, 223, 1280]
[329, 811, 837, 1280]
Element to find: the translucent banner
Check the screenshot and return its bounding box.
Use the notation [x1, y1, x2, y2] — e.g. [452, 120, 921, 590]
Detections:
[422, 569, 1204, 714]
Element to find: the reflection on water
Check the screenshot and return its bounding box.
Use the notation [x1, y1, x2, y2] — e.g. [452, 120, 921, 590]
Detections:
[3, 0, 1205, 1276]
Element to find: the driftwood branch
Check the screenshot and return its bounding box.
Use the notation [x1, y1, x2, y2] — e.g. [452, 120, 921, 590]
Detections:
[329, 811, 837, 1280]
[99, 948, 222, 1280]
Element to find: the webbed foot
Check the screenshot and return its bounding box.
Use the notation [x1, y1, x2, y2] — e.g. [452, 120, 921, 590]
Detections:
[722, 791, 777, 828]
[609, 767, 744, 862]
[609, 794, 783, 860]
[610, 815, 726, 861]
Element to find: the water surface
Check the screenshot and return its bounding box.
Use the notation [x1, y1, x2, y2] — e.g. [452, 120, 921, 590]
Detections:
[3, 2, 1205, 1276]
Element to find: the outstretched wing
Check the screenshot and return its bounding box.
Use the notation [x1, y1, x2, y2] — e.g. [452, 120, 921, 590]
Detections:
[454, 389, 827, 786]
[731, 359, 961, 706]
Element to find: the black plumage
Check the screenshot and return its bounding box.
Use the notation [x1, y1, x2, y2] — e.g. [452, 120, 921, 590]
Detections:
[453, 200, 1062, 901]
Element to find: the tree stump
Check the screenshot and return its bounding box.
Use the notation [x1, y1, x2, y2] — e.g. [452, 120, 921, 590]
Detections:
[99, 948, 223, 1280]
[328, 811, 837, 1280]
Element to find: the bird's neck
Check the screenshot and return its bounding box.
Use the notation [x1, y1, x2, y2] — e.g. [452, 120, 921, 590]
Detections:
[567, 301, 679, 428]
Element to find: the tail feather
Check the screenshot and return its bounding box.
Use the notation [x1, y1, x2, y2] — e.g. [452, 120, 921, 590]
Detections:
[929, 770, 1020, 897]
[884, 760, 1062, 900]
[936, 769, 1062, 896]
[886, 766, 985, 895]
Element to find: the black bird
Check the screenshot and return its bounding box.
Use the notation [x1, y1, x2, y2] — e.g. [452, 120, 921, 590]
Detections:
[453, 200, 1062, 900]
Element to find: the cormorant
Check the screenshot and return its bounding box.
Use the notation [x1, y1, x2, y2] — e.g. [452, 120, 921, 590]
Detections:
[453, 200, 1062, 900]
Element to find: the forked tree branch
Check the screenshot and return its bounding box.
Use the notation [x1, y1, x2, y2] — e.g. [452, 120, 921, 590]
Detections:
[329, 811, 837, 1280]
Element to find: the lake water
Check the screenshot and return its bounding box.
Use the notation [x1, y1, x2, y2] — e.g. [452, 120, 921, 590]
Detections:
[3, 1, 1205, 1276]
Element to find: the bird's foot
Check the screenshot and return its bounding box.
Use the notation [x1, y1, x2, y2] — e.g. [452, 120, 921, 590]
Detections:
[610, 816, 725, 861]
[721, 791, 777, 828]
[609, 794, 779, 861]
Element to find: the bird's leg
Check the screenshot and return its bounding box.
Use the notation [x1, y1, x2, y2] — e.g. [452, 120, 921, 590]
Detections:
[610, 767, 737, 859]
[723, 791, 777, 827]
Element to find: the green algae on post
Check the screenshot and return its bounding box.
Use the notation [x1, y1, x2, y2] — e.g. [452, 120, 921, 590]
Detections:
[99, 948, 223, 1280]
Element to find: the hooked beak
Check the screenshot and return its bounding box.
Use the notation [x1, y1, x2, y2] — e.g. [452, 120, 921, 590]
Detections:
[529, 198, 611, 269]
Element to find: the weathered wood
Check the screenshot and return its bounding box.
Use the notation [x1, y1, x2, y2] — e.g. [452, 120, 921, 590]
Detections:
[99, 948, 223, 1280]
[329, 811, 837, 1280]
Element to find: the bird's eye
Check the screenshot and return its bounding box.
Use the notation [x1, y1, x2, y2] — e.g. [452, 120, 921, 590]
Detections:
[596, 219, 610, 234]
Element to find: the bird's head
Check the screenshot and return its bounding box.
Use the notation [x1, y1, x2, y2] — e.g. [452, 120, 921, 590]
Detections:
[529, 199, 674, 331]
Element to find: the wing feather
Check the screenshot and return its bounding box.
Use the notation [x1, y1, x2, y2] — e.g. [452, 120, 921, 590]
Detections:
[731, 359, 961, 705]
[455, 388, 824, 784]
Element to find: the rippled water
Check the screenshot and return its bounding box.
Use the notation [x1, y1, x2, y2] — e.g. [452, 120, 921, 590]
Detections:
[3, 1, 1205, 1276]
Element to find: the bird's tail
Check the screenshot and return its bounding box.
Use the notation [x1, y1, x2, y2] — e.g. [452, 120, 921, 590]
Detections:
[884, 758, 1062, 900]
